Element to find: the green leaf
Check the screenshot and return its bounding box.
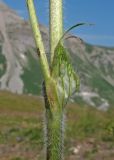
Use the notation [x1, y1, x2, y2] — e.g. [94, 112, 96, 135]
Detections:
[51, 22, 93, 106]
[51, 43, 80, 106]
[57, 22, 94, 45]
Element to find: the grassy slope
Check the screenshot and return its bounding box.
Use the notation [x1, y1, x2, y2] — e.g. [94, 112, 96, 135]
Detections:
[0, 91, 114, 160]
[0, 91, 44, 160]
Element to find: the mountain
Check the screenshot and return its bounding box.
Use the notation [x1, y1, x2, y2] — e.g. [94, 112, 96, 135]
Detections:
[0, 1, 114, 110]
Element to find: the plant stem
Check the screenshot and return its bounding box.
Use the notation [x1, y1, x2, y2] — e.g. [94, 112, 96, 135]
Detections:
[43, 82, 64, 160]
[49, 0, 63, 63]
[46, 110, 64, 160]
[46, 0, 64, 159]
[43, 1, 64, 159]
[27, 0, 50, 80]
[27, 0, 65, 159]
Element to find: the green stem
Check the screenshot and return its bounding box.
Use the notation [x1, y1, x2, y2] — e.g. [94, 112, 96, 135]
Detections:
[49, 0, 63, 63]
[46, 110, 64, 160]
[27, 0, 65, 160]
[27, 0, 50, 80]
[47, 0, 64, 159]
[43, 82, 64, 160]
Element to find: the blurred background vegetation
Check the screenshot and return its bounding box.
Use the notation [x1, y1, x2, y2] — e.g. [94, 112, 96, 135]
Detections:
[0, 91, 114, 160]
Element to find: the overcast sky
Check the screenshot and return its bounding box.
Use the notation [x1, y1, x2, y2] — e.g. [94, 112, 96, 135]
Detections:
[3, 0, 114, 47]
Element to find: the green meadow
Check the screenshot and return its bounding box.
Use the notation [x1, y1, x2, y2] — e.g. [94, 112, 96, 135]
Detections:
[0, 91, 114, 160]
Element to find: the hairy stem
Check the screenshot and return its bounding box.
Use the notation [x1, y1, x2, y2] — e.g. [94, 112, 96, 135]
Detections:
[45, 110, 64, 160]
[46, 0, 64, 159]
[43, 82, 64, 160]
[27, 0, 65, 160]
[49, 0, 63, 63]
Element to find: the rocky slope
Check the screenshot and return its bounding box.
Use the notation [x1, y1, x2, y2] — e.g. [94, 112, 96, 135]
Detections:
[0, 1, 114, 109]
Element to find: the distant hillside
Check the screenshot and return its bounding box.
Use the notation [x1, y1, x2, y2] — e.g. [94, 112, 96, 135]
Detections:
[0, 1, 114, 109]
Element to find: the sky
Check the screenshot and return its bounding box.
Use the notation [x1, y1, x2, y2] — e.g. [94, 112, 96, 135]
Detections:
[2, 0, 114, 47]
